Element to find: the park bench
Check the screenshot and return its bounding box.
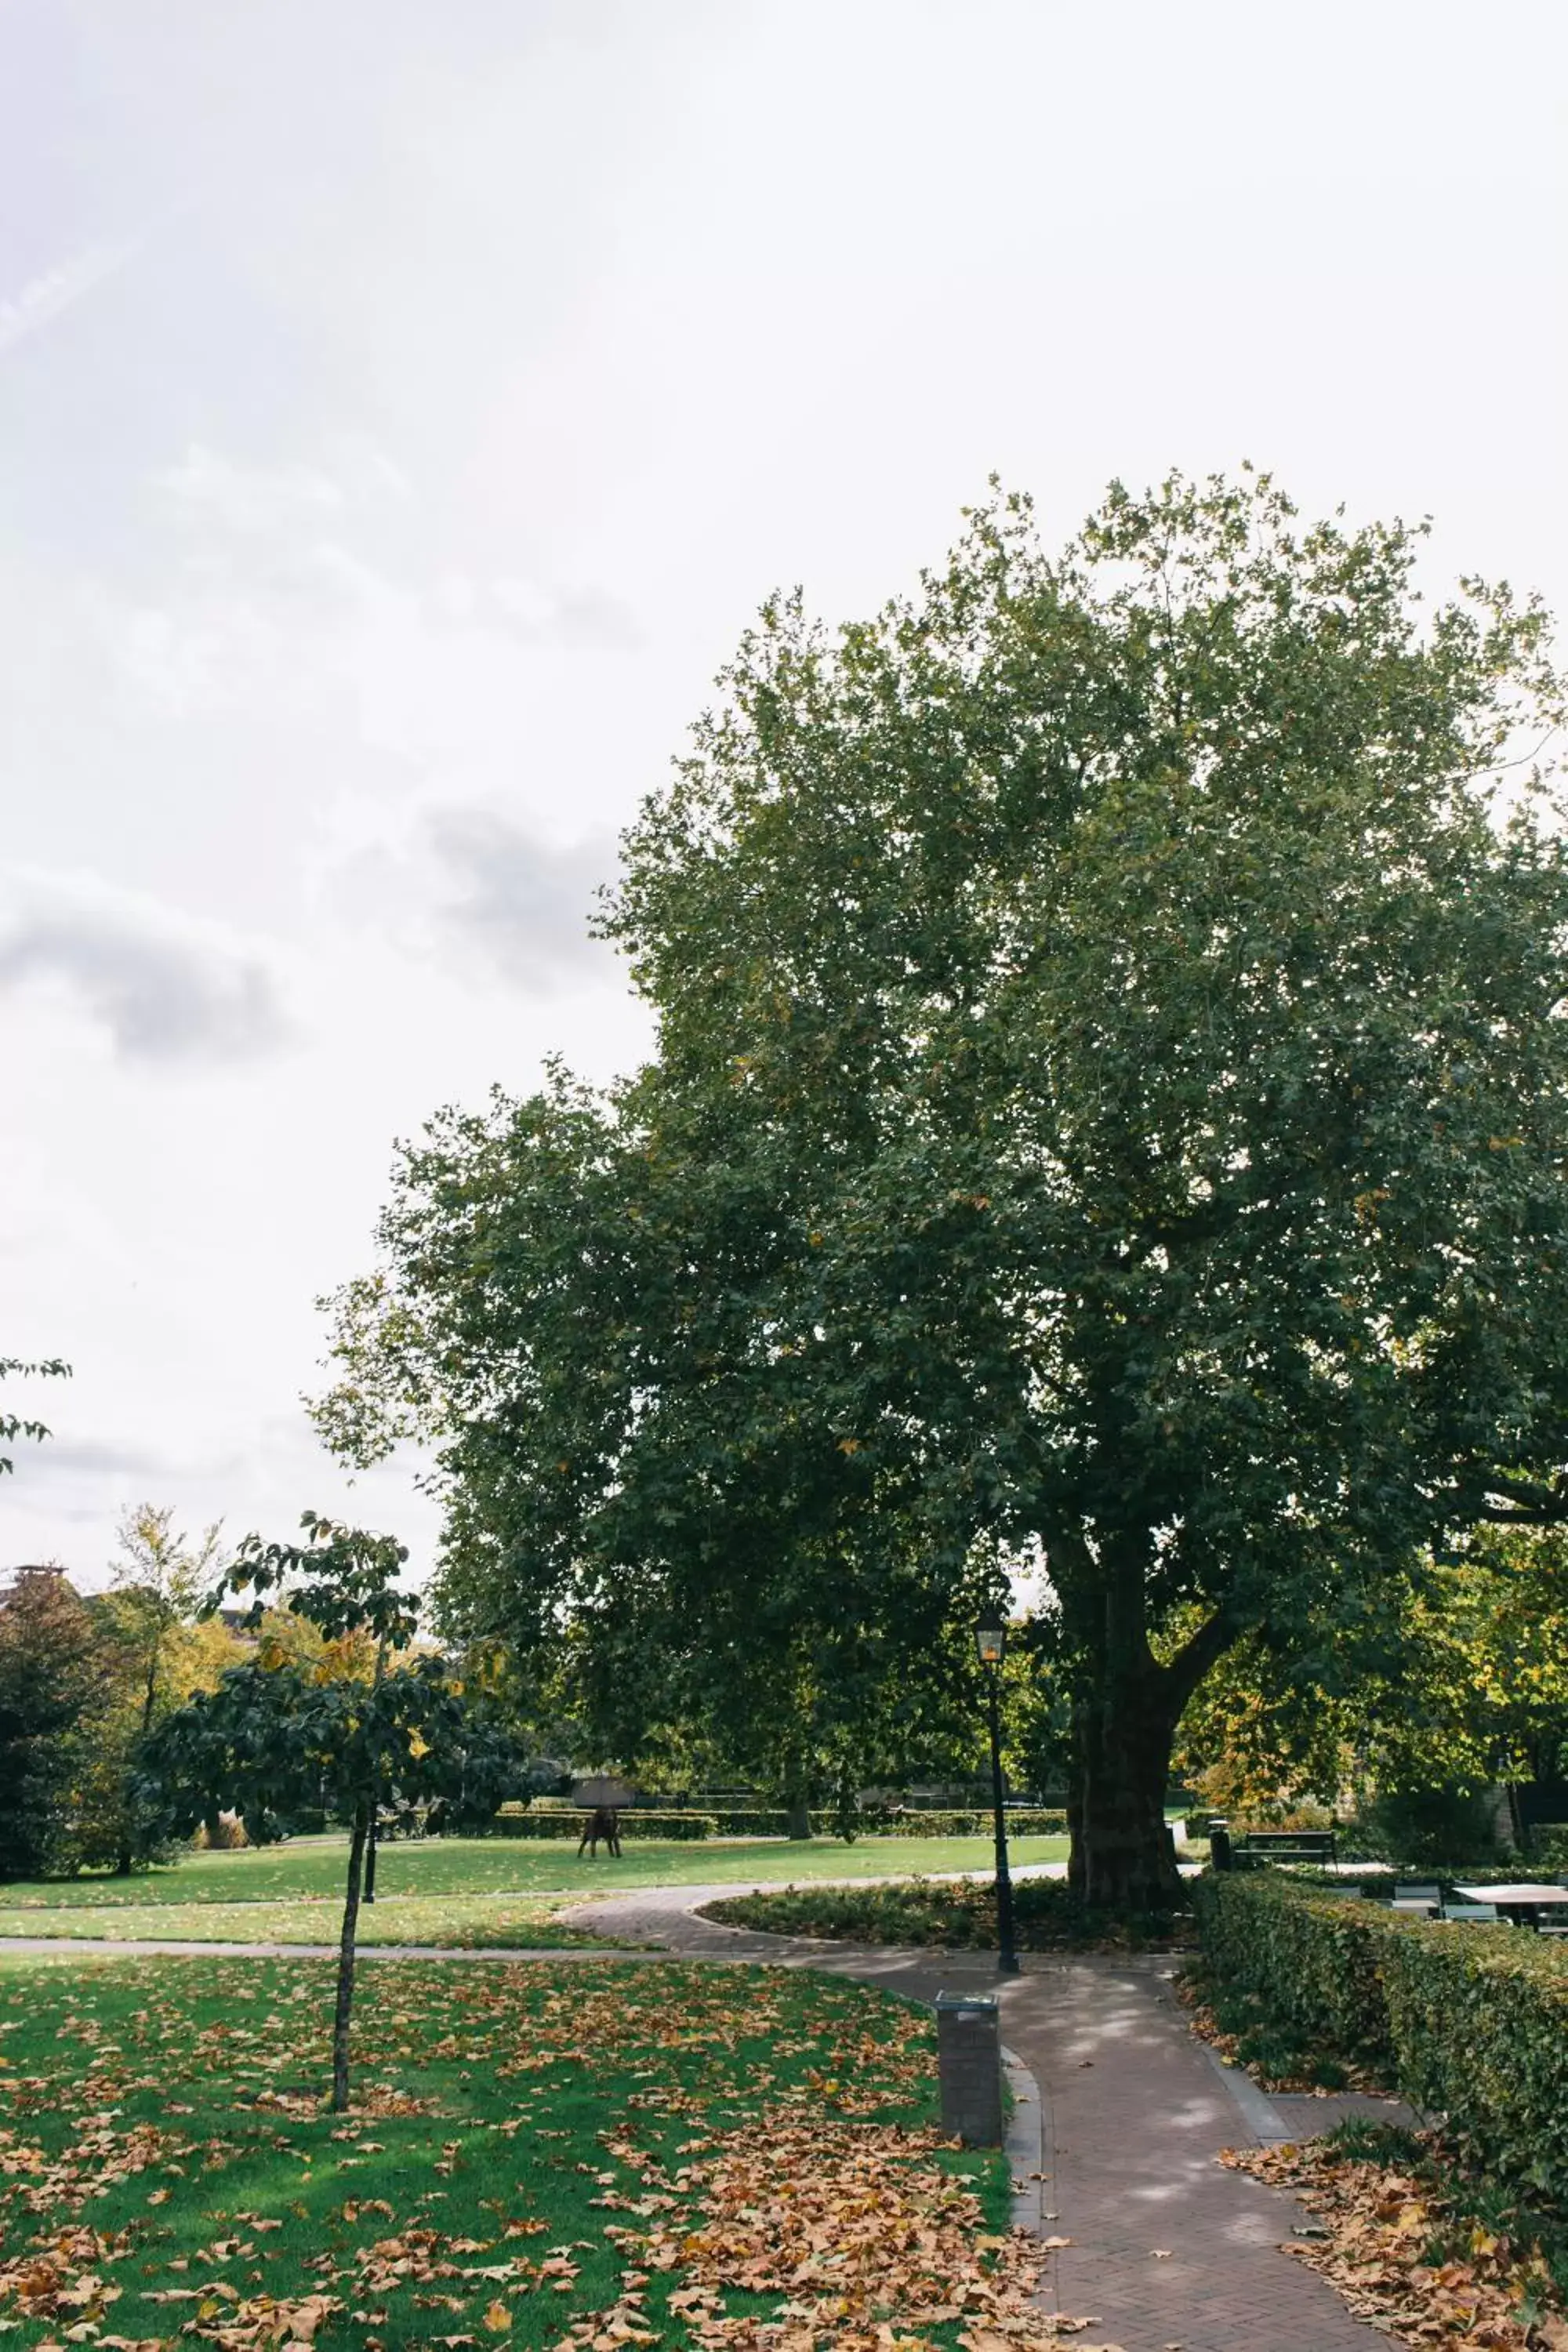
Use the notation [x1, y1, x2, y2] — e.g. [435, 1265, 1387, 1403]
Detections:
[1210, 1826, 1337, 1871]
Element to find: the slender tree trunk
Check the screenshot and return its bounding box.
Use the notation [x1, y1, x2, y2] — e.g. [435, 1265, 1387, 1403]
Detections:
[362, 1635, 389, 1904]
[786, 1794, 813, 1841]
[332, 1803, 369, 2113]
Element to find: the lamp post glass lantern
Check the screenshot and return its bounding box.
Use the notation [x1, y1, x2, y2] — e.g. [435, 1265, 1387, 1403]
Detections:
[975, 1616, 1019, 1974]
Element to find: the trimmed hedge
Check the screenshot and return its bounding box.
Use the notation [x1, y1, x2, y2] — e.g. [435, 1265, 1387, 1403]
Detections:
[488, 1809, 716, 1841]
[483, 1805, 1069, 1842]
[706, 1810, 826, 1837]
[882, 1807, 1069, 1838]
[1194, 1871, 1568, 2203]
[487, 1808, 834, 1840]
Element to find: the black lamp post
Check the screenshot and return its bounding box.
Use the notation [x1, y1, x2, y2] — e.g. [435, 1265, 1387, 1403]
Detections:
[975, 1616, 1020, 1976]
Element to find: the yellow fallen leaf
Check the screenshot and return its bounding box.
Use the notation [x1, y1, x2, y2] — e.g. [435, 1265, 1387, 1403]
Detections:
[482, 2303, 510, 2335]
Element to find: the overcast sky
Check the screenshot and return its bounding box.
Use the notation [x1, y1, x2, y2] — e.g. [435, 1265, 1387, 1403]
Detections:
[2, 0, 1565, 1587]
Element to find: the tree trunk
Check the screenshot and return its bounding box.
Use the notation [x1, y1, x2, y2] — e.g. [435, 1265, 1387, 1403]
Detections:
[786, 1794, 813, 1841]
[1061, 1557, 1236, 1911]
[362, 1635, 389, 1903]
[117, 1647, 163, 1878]
[1070, 1691, 1179, 1910]
[331, 1804, 369, 2114]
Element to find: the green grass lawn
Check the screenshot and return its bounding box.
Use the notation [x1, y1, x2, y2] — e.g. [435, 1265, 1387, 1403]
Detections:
[0, 1951, 1042, 2352]
[0, 1831, 1071, 1933]
[0, 1895, 606, 1948]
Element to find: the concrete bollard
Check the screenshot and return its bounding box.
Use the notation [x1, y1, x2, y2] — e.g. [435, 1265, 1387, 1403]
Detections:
[935, 1990, 1004, 2145]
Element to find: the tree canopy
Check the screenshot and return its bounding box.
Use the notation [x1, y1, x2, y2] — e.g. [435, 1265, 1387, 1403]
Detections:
[318, 470, 1568, 1903]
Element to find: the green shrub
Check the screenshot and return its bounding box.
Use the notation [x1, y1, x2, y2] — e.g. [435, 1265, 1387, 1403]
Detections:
[1345, 1785, 1506, 1867]
[1194, 1871, 1568, 2205]
[713, 1881, 997, 1947]
[1528, 1822, 1568, 1871]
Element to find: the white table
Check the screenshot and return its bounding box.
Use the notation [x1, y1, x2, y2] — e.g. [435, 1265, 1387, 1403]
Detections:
[1454, 1882, 1568, 1922]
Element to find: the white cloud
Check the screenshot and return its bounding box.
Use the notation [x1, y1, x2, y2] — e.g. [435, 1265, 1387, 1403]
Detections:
[157, 442, 347, 536]
[491, 575, 642, 651]
[425, 807, 619, 993]
[0, 868, 295, 1065]
[308, 797, 621, 996]
[0, 237, 138, 360]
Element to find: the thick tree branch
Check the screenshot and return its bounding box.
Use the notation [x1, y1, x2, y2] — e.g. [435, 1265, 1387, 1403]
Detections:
[1160, 1607, 1240, 1715]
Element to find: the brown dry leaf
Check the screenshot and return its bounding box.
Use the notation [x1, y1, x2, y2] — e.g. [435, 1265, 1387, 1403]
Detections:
[1223, 2136, 1559, 2349]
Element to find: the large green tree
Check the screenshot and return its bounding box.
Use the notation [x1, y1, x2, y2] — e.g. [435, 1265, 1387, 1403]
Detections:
[318, 471, 1568, 1904]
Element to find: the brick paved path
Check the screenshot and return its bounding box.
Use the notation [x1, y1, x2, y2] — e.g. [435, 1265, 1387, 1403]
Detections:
[564, 1886, 1397, 2352]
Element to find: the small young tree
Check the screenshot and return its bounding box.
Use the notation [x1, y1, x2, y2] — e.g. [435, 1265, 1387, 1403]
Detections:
[140, 1514, 485, 2111]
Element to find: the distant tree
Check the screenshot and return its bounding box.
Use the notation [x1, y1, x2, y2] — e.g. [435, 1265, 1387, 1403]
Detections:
[85, 1507, 230, 1874]
[0, 1566, 100, 1878]
[140, 1515, 512, 2111]
[1175, 1526, 1568, 1816]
